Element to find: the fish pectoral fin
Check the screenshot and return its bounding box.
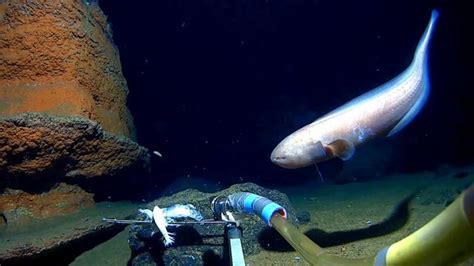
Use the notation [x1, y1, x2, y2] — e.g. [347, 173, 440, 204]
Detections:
[309, 141, 328, 161]
[326, 139, 355, 161]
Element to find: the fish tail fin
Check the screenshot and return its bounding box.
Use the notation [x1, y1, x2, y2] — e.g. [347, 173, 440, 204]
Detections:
[388, 10, 439, 137]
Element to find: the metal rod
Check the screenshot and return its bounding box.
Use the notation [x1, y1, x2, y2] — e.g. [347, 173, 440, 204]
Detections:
[168, 219, 237, 226]
[102, 218, 152, 224]
[102, 218, 236, 226]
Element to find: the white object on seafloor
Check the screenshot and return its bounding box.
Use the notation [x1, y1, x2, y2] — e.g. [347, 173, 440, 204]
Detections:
[139, 204, 205, 247]
[162, 204, 204, 222]
[138, 209, 153, 221]
[153, 206, 175, 246]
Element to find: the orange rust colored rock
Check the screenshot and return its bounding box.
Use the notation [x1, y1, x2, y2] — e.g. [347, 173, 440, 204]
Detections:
[0, 183, 95, 224]
[0, 113, 149, 178]
[0, 0, 135, 138]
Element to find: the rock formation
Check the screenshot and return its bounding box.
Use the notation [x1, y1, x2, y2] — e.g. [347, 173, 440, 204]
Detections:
[0, 0, 150, 224]
[0, 182, 95, 225]
[0, 113, 149, 180]
[0, 199, 137, 265]
[128, 182, 307, 265]
[0, 0, 134, 138]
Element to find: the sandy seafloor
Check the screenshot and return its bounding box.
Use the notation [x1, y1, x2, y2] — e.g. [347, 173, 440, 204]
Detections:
[70, 164, 474, 265]
[245, 165, 474, 266]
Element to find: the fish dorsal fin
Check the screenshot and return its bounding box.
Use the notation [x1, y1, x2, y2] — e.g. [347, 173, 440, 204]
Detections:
[326, 139, 355, 161]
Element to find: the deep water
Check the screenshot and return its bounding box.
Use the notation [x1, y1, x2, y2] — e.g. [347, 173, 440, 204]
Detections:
[98, 0, 472, 191]
[2, 1, 473, 265]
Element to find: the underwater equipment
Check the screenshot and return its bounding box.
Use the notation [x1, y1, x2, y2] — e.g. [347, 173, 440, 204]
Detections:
[243, 185, 474, 266]
[210, 192, 292, 265]
[103, 204, 205, 246]
[226, 224, 246, 266]
[103, 202, 246, 265]
[212, 192, 288, 226]
[104, 185, 474, 265]
[101, 217, 153, 224]
[212, 195, 247, 266]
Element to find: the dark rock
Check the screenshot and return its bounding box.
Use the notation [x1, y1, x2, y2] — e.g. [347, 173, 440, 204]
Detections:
[131, 252, 158, 266]
[129, 182, 300, 264]
[0, 113, 149, 181]
[163, 251, 205, 266]
[0, 183, 95, 226]
[296, 210, 311, 224]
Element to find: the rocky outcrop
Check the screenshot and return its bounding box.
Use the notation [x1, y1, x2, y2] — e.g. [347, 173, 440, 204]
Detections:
[0, 0, 135, 138]
[0, 0, 150, 225]
[0, 183, 95, 225]
[0, 200, 138, 266]
[128, 182, 306, 265]
[0, 113, 150, 225]
[0, 113, 149, 181]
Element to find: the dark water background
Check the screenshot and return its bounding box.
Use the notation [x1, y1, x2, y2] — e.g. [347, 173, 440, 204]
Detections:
[98, 0, 472, 190]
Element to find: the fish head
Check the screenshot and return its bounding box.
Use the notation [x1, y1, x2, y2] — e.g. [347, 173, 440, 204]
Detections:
[270, 133, 327, 169]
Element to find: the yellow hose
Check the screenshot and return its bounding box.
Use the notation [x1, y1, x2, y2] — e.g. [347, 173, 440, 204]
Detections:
[269, 185, 474, 266]
[384, 185, 474, 266]
[270, 214, 375, 265]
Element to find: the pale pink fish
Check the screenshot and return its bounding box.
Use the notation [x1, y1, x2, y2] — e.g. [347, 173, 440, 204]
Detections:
[271, 10, 439, 169]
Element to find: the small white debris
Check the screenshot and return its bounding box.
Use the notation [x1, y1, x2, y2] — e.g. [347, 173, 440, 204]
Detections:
[153, 150, 163, 157]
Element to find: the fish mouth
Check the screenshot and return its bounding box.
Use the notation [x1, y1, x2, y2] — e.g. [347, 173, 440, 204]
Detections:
[270, 149, 285, 165]
[270, 152, 291, 167]
[271, 156, 300, 169]
[271, 156, 286, 164]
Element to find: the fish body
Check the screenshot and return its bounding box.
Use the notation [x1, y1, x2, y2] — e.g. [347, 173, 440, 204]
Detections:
[271, 10, 439, 169]
[153, 206, 175, 247]
[138, 208, 154, 221]
[163, 204, 204, 222]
